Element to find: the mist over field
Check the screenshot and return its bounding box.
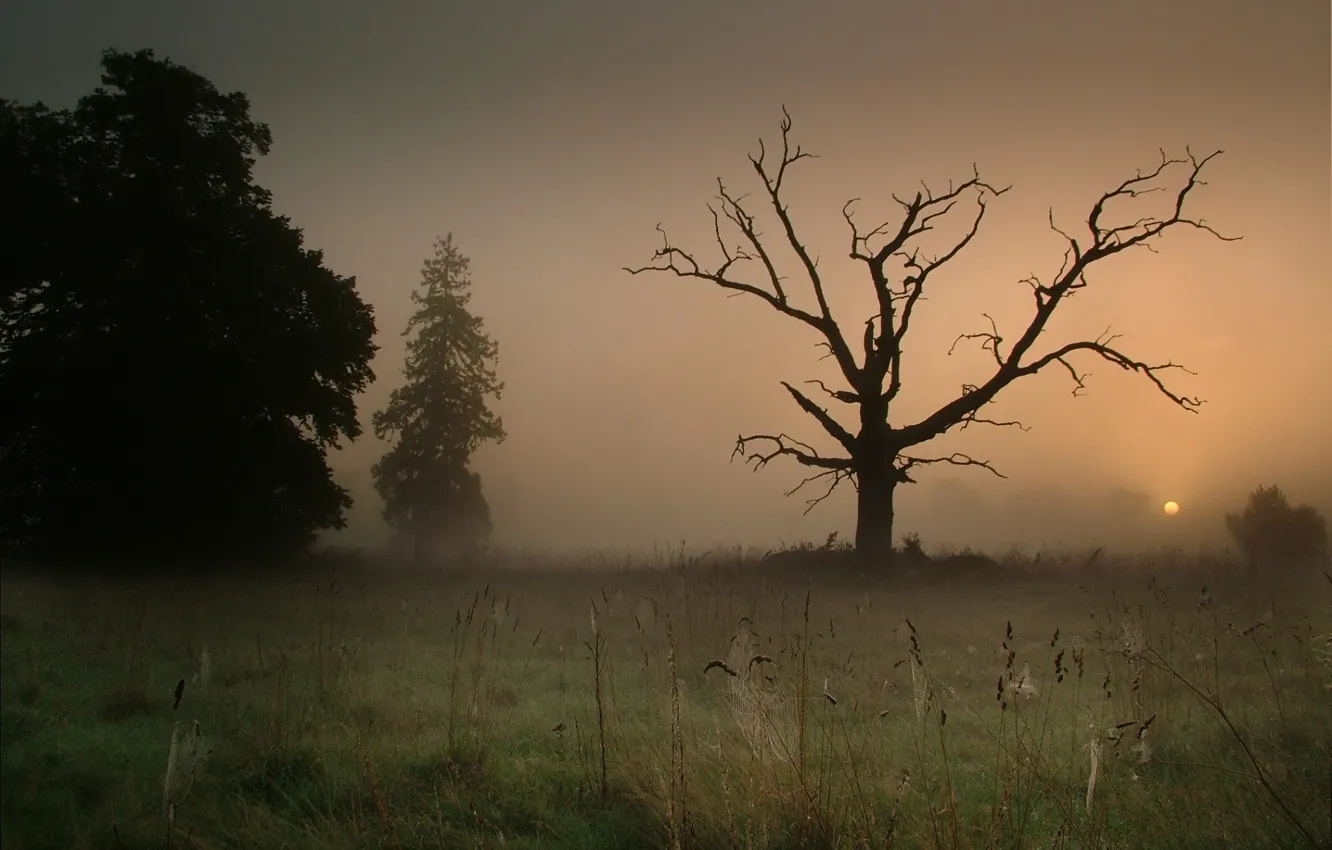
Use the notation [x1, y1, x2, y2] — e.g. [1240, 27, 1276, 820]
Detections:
[3, 3, 1331, 848]
[4, 0, 1328, 557]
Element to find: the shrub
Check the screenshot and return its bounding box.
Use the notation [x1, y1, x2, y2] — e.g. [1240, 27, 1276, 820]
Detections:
[1224, 485, 1327, 565]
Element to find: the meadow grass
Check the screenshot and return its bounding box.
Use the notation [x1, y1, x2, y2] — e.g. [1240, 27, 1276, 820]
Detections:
[1, 546, 1329, 849]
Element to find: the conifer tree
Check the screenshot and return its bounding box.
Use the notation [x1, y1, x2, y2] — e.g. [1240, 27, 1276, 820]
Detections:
[372, 235, 504, 564]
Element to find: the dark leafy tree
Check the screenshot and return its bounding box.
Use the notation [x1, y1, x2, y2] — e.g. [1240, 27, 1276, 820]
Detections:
[627, 110, 1237, 557]
[0, 49, 377, 564]
[372, 235, 504, 565]
[1226, 486, 1327, 566]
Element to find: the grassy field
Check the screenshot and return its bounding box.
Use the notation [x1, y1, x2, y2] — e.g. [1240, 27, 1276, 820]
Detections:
[2, 546, 1330, 849]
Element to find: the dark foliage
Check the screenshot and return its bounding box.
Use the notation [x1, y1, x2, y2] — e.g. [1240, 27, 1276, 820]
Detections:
[1225, 486, 1328, 566]
[0, 49, 377, 565]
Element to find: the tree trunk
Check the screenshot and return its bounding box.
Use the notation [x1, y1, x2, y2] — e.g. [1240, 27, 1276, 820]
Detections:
[854, 465, 898, 557]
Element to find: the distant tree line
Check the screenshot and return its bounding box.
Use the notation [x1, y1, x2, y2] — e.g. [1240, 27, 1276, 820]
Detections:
[1, 49, 503, 568]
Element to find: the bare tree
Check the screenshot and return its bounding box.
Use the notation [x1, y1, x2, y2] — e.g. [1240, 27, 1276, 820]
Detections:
[626, 109, 1237, 556]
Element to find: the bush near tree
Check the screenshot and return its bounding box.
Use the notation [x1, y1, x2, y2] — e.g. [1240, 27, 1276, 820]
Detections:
[1225, 485, 1328, 566]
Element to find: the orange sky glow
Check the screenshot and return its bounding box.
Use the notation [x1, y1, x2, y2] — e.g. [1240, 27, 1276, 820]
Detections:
[3, 0, 1328, 553]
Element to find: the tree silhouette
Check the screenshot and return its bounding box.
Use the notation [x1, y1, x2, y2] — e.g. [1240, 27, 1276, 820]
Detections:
[1226, 486, 1327, 566]
[627, 110, 1237, 556]
[372, 235, 504, 565]
[0, 49, 378, 564]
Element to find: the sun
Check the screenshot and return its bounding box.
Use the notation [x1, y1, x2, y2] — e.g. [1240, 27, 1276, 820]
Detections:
[1163, 501, 1180, 516]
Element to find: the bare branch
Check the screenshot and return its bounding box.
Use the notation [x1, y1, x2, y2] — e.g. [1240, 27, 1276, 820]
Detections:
[890, 186, 996, 349]
[732, 432, 843, 470]
[805, 378, 860, 405]
[731, 433, 854, 513]
[1020, 334, 1204, 409]
[868, 169, 1009, 270]
[1085, 149, 1239, 251]
[749, 110, 827, 318]
[900, 149, 1234, 448]
[781, 381, 857, 454]
[747, 108, 862, 384]
[896, 453, 1007, 484]
[787, 467, 857, 514]
[714, 180, 791, 304]
[624, 223, 822, 328]
[626, 108, 862, 391]
[960, 414, 1030, 432]
[947, 313, 1005, 368]
[838, 167, 1008, 402]
[841, 198, 899, 262]
[954, 388, 1030, 432]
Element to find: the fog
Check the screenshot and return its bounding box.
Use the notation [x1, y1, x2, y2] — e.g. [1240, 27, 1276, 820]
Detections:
[4, 0, 1328, 554]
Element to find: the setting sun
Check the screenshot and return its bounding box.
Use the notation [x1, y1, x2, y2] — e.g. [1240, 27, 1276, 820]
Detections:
[1163, 501, 1181, 516]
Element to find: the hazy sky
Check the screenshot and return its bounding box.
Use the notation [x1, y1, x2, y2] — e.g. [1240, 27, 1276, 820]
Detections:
[3, 0, 1329, 553]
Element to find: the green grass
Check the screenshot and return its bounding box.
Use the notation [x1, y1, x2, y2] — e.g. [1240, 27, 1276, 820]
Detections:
[2, 548, 1329, 849]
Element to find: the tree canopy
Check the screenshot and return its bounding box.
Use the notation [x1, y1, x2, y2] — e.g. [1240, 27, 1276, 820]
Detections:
[372, 235, 504, 564]
[0, 49, 378, 564]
